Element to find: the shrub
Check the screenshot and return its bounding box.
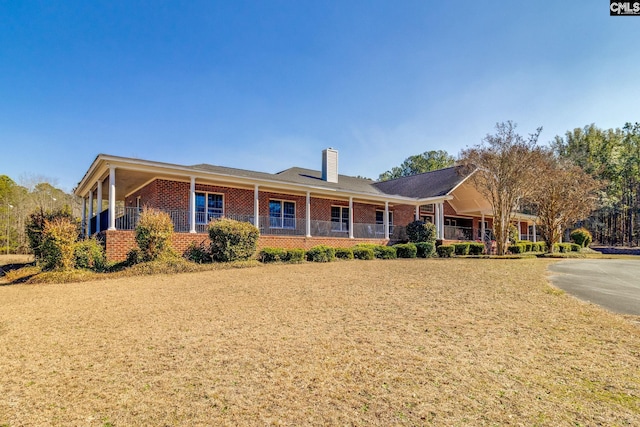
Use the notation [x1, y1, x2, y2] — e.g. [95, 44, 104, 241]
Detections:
[126, 248, 142, 266]
[306, 245, 335, 262]
[73, 238, 106, 271]
[571, 243, 581, 252]
[415, 242, 435, 258]
[468, 242, 484, 255]
[538, 242, 547, 252]
[40, 217, 80, 271]
[183, 241, 212, 263]
[508, 224, 519, 244]
[208, 218, 259, 262]
[258, 247, 286, 263]
[352, 247, 375, 260]
[570, 228, 593, 247]
[394, 243, 417, 258]
[283, 248, 305, 263]
[135, 208, 175, 261]
[554, 243, 575, 253]
[26, 207, 77, 260]
[375, 246, 397, 259]
[406, 220, 437, 243]
[453, 243, 470, 256]
[335, 247, 355, 260]
[507, 243, 525, 254]
[518, 240, 533, 252]
[436, 244, 454, 258]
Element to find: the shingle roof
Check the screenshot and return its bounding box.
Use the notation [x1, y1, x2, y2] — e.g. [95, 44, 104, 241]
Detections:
[372, 165, 472, 198]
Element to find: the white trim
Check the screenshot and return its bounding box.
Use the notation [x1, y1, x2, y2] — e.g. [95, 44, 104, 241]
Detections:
[96, 179, 103, 233]
[348, 197, 354, 239]
[190, 177, 196, 233]
[124, 177, 157, 199]
[305, 192, 311, 237]
[384, 201, 390, 240]
[254, 185, 260, 229]
[108, 166, 116, 230]
[376, 209, 394, 235]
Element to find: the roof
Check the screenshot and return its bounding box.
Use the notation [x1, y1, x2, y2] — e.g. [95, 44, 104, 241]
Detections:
[372, 165, 472, 198]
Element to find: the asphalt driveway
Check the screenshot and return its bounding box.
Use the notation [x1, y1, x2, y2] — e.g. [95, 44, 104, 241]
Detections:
[548, 259, 640, 316]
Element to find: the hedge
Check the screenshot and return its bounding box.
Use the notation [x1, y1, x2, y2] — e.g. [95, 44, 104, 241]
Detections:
[393, 243, 417, 258]
[415, 242, 435, 258]
[306, 245, 336, 262]
[352, 247, 375, 260]
[436, 244, 454, 258]
[335, 247, 355, 260]
[208, 218, 259, 262]
[468, 242, 484, 255]
[453, 243, 470, 256]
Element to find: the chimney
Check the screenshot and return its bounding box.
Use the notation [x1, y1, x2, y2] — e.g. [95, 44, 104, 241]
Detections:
[322, 148, 338, 183]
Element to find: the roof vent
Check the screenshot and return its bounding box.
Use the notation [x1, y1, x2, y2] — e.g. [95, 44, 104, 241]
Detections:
[322, 148, 338, 183]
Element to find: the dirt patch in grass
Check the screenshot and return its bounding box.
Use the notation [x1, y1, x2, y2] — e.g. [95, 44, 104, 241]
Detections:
[1, 259, 639, 426]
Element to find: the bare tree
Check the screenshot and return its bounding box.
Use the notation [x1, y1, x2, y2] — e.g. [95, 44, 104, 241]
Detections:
[460, 121, 545, 255]
[528, 157, 600, 252]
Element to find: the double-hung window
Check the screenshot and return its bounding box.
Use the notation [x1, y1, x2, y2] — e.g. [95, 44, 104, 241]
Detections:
[331, 206, 349, 232]
[269, 200, 295, 229]
[375, 210, 394, 234]
[195, 192, 223, 224]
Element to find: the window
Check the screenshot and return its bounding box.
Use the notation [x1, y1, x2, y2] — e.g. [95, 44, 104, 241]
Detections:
[376, 210, 394, 234]
[420, 214, 433, 223]
[420, 204, 434, 214]
[269, 200, 295, 229]
[444, 218, 456, 227]
[196, 192, 223, 223]
[331, 206, 349, 232]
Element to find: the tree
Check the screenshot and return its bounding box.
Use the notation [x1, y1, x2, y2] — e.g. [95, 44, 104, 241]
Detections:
[528, 158, 600, 252]
[460, 121, 545, 255]
[378, 150, 455, 181]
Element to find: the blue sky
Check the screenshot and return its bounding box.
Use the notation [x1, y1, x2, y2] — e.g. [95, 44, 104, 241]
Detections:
[1, 1, 638, 191]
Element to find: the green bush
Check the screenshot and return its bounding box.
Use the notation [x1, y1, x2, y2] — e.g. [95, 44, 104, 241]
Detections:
[352, 247, 375, 260]
[517, 240, 533, 252]
[507, 243, 525, 254]
[335, 247, 354, 260]
[570, 228, 593, 247]
[41, 217, 80, 271]
[208, 218, 260, 262]
[135, 208, 175, 261]
[571, 243, 581, 252]
[126, 248, 142, 266]
[415, 242, 435, 258]
[406, 221, 437, 243]
[183, 241, 212, 263]
[258, 247, 286, 263]
[554, 243, 575, 253]
[394, 243, 417, 258]
[26, 207, 78, 260]
[74, 238, 106, 271]
[354, 244, 396, 259]
[453, 243, 470, 256]
[436, 244, 454, 258]
[468, 242, 484, 255]
[508, 224, 519, 244]
[537, 242, 547, 252]
[283, 248, 306, 263]
[306, 245, 336, 262]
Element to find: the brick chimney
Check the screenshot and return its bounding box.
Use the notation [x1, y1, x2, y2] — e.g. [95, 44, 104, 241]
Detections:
[322, 148, 338, 183]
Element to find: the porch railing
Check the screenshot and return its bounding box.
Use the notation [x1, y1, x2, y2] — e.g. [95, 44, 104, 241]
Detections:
[444, 225, 474, 241]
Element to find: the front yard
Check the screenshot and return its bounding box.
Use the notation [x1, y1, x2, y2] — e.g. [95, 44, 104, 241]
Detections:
[1, 258, 639, 426]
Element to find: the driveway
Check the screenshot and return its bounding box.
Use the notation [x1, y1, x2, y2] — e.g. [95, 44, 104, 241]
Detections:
[548, 259, 640, 315]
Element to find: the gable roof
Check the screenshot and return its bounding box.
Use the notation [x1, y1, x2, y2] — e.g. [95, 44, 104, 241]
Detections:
[372, 165, 472, 198]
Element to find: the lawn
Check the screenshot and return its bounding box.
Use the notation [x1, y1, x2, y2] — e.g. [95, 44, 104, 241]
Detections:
[1, 258, 639, 426]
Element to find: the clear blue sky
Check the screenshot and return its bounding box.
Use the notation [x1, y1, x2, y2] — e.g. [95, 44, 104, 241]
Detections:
[1, 1, 638, 191]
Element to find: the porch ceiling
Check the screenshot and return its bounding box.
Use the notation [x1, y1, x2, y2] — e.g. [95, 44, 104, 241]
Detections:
[95, 169, 172, 200]
[447, 181, 492, 216]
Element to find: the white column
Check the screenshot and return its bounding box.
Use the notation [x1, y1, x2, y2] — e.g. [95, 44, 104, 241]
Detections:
[348, 197, 354, 239]
[108, 166, 116, 230]
[190, 177, 196, 233]
[439, 202, 445, 240]
[435, 202, 442, 239]
[81, 198, 87, 237]
[518, 221, 522, 240]
[384, 201, 390, 240]
[96, 179, 103, 233]
[88, 190, 94, 235]
[305, 192, 311, 237]
[415, 205, 420, 221]
[481, 213, 486, 242]
[254, 185, 260, 229]
[532, 223, 537, 243]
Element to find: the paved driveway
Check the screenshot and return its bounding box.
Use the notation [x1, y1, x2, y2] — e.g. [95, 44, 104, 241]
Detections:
[548, 259, 640, 315]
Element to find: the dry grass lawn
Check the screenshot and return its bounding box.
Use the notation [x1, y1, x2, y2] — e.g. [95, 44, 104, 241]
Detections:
[1, 258, 639, 426]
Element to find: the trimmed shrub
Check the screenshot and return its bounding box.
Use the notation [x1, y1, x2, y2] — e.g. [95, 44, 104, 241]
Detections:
[394, 243, 417, 258]
[26, 207, 77, 261]
[468, 242, 484, 255]
[41, 217, 80, 271]
[507, 243, 525, 254]
[208, 218, 260, 262]
[554, 243, 575, 253]
[537, 242, 547, 252]
[126, 248, 142, 266]
[306, 245, 335, 262]
[436, 244, 454, 258]
[135, 208, 174, 261]
[283, 248, 305, 263]
[518, 240, 533, 252]
[415, 242, 435, 258]
[406, 221, 437, 243]
[74, 238, 106, 271]
[258, 247, 286, 263]
[352, 247, 375, 260]
[570, 228, 593, 247]
[571, 243, 581, 252]
[375, 246, 397, 259]
[183, 241, 212, 263]
[335, 247, 355, 260]
[453, 242, 470, 256]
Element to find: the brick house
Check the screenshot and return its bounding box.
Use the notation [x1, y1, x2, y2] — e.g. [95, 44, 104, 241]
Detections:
[74, 149, 538, 261]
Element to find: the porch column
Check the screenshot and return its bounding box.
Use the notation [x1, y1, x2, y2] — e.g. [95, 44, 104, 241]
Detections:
[415, 205, 420, 221]
[348, 197, 354, 239]
[532, 223, 537, 243]
[81, 197, 87, 237]
[254, 185, 260, 229]
[305, 192, 311, 237]
[190, 177, 196, 233]
[96, 179, 103, 233]
[481, 213, 486, 242]
[88, 190, 94, 235]
[518, 221, 522, 240]
[384, 201, 390, 240]
[108, 166, 116, 230]
[440, 202, 445, 239]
